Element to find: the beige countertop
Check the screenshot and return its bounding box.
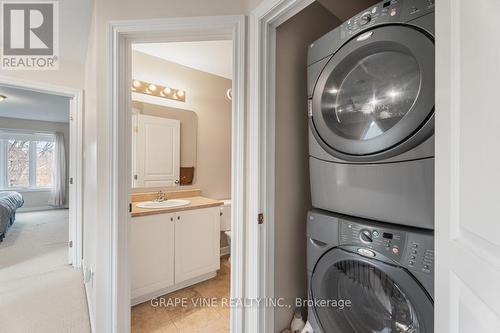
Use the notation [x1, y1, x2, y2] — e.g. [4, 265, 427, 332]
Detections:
[131, 196, 223, 217]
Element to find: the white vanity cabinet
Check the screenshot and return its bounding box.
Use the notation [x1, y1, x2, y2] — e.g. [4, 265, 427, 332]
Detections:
[130, 206, 220, 304]
[130, 212, 175, 300]
[175, 207, 221, 284]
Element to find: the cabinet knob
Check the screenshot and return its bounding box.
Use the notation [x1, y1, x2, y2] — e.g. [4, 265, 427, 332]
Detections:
[177, 216, 180, 220]
[170, 217, 173, 222]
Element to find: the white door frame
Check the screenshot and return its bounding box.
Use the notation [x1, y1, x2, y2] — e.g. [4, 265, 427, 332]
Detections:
[0, 76, 84, 268]
[108, 15, 246, 333]
[248, 1, 315, 331]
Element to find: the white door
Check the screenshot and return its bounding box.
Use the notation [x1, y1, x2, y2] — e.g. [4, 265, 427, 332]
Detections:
[174, 207, 220, 284]
[436, 0, 500, 331]
[136, 114, 180, 187]
[130, 213, 175, 301]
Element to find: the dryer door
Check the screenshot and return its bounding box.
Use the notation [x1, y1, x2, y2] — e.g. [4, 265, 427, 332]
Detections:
[311, 25, 434, 161]
[311, 248, 433, 333]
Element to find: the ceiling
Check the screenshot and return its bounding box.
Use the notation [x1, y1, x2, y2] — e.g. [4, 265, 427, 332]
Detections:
[59, 0, 93, 64]
[132, 40, 233, 79]
[0, 86, 70, 123]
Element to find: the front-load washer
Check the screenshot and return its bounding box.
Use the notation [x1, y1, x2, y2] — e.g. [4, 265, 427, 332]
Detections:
[307, 0, 435, 229]
[307, 209, 434, 333]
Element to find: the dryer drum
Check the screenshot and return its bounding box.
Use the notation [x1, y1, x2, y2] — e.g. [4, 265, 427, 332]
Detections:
[311, 25, 435, 161]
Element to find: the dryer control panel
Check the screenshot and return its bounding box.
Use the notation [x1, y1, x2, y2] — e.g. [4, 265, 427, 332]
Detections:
[339, 219, 434, 275]
[340, 0, 435, 40]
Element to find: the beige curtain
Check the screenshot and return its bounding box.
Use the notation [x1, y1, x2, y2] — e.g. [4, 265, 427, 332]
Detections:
[48, 132, 66, 207]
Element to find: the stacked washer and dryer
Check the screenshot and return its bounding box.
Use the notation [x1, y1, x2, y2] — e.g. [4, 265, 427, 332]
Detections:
[306, 0, 435, 332]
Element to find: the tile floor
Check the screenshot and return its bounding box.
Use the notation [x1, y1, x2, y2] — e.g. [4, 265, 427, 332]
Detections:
[132, 256, 230, 333]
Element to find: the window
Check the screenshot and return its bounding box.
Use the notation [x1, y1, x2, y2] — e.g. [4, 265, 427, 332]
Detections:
[0, 130, 56, 190]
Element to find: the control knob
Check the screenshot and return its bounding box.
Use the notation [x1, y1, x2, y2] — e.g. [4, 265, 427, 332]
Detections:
[359, 14, 372, 26]
[360, 229, 373, 243]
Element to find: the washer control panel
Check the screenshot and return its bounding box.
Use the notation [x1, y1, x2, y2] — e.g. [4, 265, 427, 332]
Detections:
[339, 219, 434, 275]
[339, 221, 405, 261]
[340, 0, 435, 40]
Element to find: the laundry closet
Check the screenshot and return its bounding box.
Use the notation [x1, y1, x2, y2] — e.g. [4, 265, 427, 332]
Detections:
[273, 1, 380, 331]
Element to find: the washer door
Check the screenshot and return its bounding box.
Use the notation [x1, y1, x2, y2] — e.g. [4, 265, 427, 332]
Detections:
[311, 248, 433, 333]
[311, 25, 434, 161]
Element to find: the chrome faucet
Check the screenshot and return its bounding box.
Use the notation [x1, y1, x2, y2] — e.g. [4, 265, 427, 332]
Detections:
[156, 190, 166, 202]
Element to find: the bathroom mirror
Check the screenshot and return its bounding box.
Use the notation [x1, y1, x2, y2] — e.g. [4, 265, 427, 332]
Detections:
[131, 101, 198, 189]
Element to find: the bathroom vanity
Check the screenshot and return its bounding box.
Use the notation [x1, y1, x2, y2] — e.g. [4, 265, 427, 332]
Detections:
[130, 189, 222, 305]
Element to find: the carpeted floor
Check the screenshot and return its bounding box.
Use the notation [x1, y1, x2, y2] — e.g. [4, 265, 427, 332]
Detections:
[0, 210, 91, 333]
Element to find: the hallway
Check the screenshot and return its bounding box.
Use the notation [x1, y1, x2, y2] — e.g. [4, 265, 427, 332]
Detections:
[0, 210, 91, 333]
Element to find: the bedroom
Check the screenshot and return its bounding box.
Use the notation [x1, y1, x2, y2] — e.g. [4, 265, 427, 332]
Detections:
[0, 83, 88, 330]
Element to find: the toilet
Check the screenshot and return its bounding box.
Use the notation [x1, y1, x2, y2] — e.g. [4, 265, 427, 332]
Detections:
[220, 200, 231, 256]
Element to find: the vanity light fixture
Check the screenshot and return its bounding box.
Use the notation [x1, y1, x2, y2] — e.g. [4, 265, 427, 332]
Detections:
[131, 79, 186, 102]
[0, 95, 6, 102]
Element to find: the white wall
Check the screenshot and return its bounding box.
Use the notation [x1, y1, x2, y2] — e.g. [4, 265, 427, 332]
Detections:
[0, 60, 85, 90]
[82, 7, 97, 332]
[0, 116, 70, 211]
[83, 2, 250, 331]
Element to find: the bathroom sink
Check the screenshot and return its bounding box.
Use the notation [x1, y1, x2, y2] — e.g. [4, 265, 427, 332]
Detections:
[136, 199, 190, 209]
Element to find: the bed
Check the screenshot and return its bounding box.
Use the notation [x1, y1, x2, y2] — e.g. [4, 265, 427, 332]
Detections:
[0, 191, 24, 242]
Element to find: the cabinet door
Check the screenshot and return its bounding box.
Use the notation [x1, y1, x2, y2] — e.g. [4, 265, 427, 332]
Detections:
[136, 114, 180, 188]
[130, 213, 175, 299]
[175, 207, 220, 283]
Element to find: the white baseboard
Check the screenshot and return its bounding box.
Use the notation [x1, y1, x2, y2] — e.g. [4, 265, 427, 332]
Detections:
[220, 246, 230, 257]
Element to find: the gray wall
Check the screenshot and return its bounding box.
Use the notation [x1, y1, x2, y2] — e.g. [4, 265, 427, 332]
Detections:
[274, 2, 341, 331]
[0, 116, 70, 211]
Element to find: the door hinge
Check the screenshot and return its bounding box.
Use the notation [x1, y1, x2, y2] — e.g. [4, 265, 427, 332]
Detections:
[68, 240, 73, 248]
[70, 112, 74, 121]
[133, 174, 138, 180]
[258, 213, 264, 225]
[69, 177, 74, 185]
[129, 203, 132, 213]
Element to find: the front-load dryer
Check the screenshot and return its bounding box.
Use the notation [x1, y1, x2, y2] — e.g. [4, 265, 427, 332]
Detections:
[307, 0, 435, 229]
[307, 209, 434, 333]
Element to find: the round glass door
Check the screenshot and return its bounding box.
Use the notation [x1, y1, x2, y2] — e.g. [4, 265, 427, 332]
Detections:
[323, 51, 420, 141]
[311, 249, 433, 333]
[311, 25, 434, 159]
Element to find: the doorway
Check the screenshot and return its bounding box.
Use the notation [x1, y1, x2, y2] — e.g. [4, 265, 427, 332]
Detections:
[129, 39, 234, 332]
[0, 77, 85, 330]
[0, 76, 83, 267]
[109, 16, 246, 333]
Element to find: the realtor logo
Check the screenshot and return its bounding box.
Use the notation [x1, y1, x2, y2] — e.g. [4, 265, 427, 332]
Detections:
[1, 1, 59, 70]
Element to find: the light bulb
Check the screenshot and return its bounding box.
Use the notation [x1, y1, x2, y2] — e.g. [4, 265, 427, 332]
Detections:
[132, 80, 141, 88]
[0, 95, 7, 102]
[163, 87, 172, 95]
[148, 84, 157, 92]
[177, 90, 185, 97]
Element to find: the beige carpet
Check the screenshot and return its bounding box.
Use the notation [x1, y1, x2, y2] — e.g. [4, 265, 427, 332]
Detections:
[0, 210, 91, 333]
